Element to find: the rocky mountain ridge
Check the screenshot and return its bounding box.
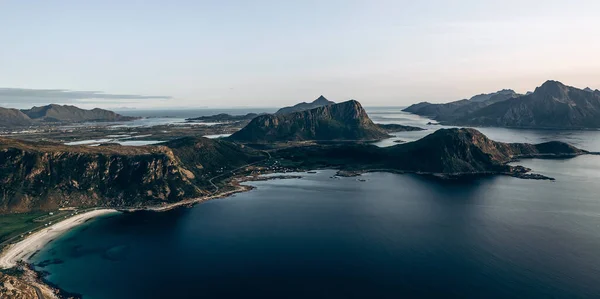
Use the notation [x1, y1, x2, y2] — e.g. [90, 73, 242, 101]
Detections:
[229, 100, 390, 142]
[403, 81, 600, 129]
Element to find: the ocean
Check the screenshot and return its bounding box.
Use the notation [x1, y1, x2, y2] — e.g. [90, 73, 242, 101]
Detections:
[30, 107, 600, 298]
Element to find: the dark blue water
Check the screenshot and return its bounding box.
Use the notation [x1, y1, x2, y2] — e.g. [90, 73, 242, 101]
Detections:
[33, 156, 600, 299]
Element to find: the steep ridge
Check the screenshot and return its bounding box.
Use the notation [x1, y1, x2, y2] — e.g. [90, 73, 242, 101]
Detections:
[275, 95, 335, 115]
[229, 100, 390, 142]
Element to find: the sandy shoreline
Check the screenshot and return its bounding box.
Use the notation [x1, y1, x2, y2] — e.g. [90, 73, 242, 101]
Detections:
[0, 209, 118, 269]
[0, 186, 251, 270]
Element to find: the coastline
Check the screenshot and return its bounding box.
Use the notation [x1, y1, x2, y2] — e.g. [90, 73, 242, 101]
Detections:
[0, 175, 295, 270]
[0, 209, 118, 270]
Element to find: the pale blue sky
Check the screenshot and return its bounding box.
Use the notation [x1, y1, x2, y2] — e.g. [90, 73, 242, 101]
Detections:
[1, 0, 600, 109]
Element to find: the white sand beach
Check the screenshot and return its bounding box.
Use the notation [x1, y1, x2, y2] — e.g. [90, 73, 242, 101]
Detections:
[0, 209, 118, 269]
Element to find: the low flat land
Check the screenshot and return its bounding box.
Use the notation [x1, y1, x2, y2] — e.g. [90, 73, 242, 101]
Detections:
[0, 213, 47, 244]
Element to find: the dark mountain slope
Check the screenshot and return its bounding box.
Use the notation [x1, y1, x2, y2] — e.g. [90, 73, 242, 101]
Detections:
[230, 100, 390, 142]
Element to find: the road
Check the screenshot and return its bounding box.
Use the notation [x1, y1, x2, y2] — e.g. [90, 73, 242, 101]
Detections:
[31, 284, 44, 299]
[207, 150, 271, 193]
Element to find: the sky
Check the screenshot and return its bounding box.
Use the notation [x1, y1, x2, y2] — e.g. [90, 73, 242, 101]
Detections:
[1, 0, 600, 109]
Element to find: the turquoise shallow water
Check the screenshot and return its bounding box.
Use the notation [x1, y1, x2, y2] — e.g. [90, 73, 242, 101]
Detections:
[33, 155, 600, 299]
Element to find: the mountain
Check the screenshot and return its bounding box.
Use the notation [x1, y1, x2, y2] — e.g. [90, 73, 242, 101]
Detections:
[229, 100, 390, 142]
[380, 128, 584, 173]
[0, 137, 262, 214]
[20, 104, 137, 123]
[186, 113, 263, 123]
[275, 95, 335, 115]
[403, 89, 519, 121]
[455, 81, 600, 128]
[376, 124, 425, 133]
[0, 108, 32, 127]
[271, 128, 586, 175]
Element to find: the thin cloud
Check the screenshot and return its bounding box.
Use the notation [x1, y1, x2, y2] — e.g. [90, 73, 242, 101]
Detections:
[0, 88, 172, 104]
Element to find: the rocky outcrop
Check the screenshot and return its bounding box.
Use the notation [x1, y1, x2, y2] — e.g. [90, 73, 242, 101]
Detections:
[275, 95, 335, 115]
[229, 100, 390, 142]
[21, 104, 136, 123]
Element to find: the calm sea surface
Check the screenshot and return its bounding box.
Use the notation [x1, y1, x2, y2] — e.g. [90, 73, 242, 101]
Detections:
[31, 107, 600, 298]
[33, 158, 600, 298]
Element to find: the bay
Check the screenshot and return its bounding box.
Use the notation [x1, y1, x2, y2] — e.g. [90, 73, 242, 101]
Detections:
[33, 156, 600, 298]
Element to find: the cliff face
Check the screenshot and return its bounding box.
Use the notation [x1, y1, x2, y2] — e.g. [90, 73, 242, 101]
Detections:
[0, 108, 32, 127]
[275, 96, 335, 115]
[21, 104, 136, 122]
[230, 100, 390, 142]
[0, 137, 261, 214]
[456, 81, 600, 128]
[0, 139, 202, 213]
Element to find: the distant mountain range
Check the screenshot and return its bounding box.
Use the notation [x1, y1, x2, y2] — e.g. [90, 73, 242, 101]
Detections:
[229, 100, 390, 142]
[275, 95, 335, 115]
[404, 81, 600, 129]
[0, 104, 137, 127]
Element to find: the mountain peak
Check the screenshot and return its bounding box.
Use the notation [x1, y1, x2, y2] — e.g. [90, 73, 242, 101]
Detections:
[534, 80, 569, 97]
[275, 96, 336, 115]
[231, 100, 388, 142]
[312, 95, 331, 104]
